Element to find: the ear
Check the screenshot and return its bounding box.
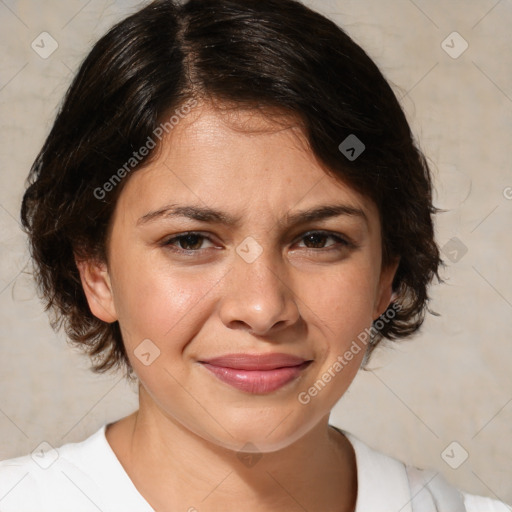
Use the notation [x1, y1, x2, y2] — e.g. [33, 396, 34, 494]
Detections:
[75, 257, 118, 323]
[373, 257, 400, 320]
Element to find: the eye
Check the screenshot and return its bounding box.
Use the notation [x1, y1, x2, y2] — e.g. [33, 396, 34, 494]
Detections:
[295, 231, 351, 250]
[161, 230, 353, 255]
[162, 232, 215, 252]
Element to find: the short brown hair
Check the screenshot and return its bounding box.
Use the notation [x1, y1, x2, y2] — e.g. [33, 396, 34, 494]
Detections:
[20, 0, 442, 380]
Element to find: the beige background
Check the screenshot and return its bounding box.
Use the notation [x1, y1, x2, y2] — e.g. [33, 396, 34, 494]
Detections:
[1, 0, 511, 503]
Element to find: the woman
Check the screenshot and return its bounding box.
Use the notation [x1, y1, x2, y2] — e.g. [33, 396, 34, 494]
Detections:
[0, 0, 509, 510]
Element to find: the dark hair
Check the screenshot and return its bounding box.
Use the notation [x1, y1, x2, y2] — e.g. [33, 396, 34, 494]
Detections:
[20, 0, 441, 380]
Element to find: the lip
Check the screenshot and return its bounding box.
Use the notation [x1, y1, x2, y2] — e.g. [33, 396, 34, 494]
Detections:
[199, 353, 312, 394]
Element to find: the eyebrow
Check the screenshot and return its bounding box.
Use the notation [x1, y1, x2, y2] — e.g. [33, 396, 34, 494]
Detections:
[137, 203, 367, 228]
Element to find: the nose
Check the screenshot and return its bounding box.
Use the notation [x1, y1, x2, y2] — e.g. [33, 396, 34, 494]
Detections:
[218, 250, 301, 336]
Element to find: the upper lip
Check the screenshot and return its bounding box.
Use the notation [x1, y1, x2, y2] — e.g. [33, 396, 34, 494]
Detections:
[199, 353, 311, 370]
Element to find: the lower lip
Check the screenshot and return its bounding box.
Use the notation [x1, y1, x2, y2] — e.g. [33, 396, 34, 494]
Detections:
[201, 362, 311, 394]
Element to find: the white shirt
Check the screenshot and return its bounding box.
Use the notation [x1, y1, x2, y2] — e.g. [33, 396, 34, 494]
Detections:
[0, 424, 509, 511]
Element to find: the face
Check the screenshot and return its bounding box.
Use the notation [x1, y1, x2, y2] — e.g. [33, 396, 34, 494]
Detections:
[79, 103, 397, 452]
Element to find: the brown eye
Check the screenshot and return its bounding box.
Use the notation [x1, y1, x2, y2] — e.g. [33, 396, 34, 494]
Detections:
[163, 233, 214, 252]
[302, 233, 330, 249]
[177, 234, 204, 250]
[298, 231, 349, 250]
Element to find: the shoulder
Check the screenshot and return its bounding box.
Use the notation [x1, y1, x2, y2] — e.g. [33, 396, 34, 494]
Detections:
[463, 492, 512, 511]
[0, 454, 44, 508]
[339, 428, 511, 512]
[0, 426, 112, 512]
[406, 465, 511, 512]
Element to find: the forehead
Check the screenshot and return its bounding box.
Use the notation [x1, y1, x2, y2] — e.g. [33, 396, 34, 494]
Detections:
[113, 102, 378, 226]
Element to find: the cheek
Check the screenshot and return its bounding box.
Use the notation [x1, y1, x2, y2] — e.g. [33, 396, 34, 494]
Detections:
[298, 260, 378, 339]
[110, 254, 219, 353]
[293, 266, 376, 408]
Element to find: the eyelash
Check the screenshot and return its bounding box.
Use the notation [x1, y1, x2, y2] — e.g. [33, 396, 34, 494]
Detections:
[161, 230, 353, 254]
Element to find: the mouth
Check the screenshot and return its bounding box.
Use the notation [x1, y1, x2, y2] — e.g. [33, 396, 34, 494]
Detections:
[198, 353, 313, 394]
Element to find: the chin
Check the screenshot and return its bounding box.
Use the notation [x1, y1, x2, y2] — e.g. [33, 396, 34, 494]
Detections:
[193, 407, 318, 454]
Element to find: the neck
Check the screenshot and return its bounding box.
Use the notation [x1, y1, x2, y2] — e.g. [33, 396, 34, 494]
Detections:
[106, 390, 357, 512]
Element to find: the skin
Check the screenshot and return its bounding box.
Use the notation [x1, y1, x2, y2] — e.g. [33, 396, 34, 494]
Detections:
[77, 102, 398, 512]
